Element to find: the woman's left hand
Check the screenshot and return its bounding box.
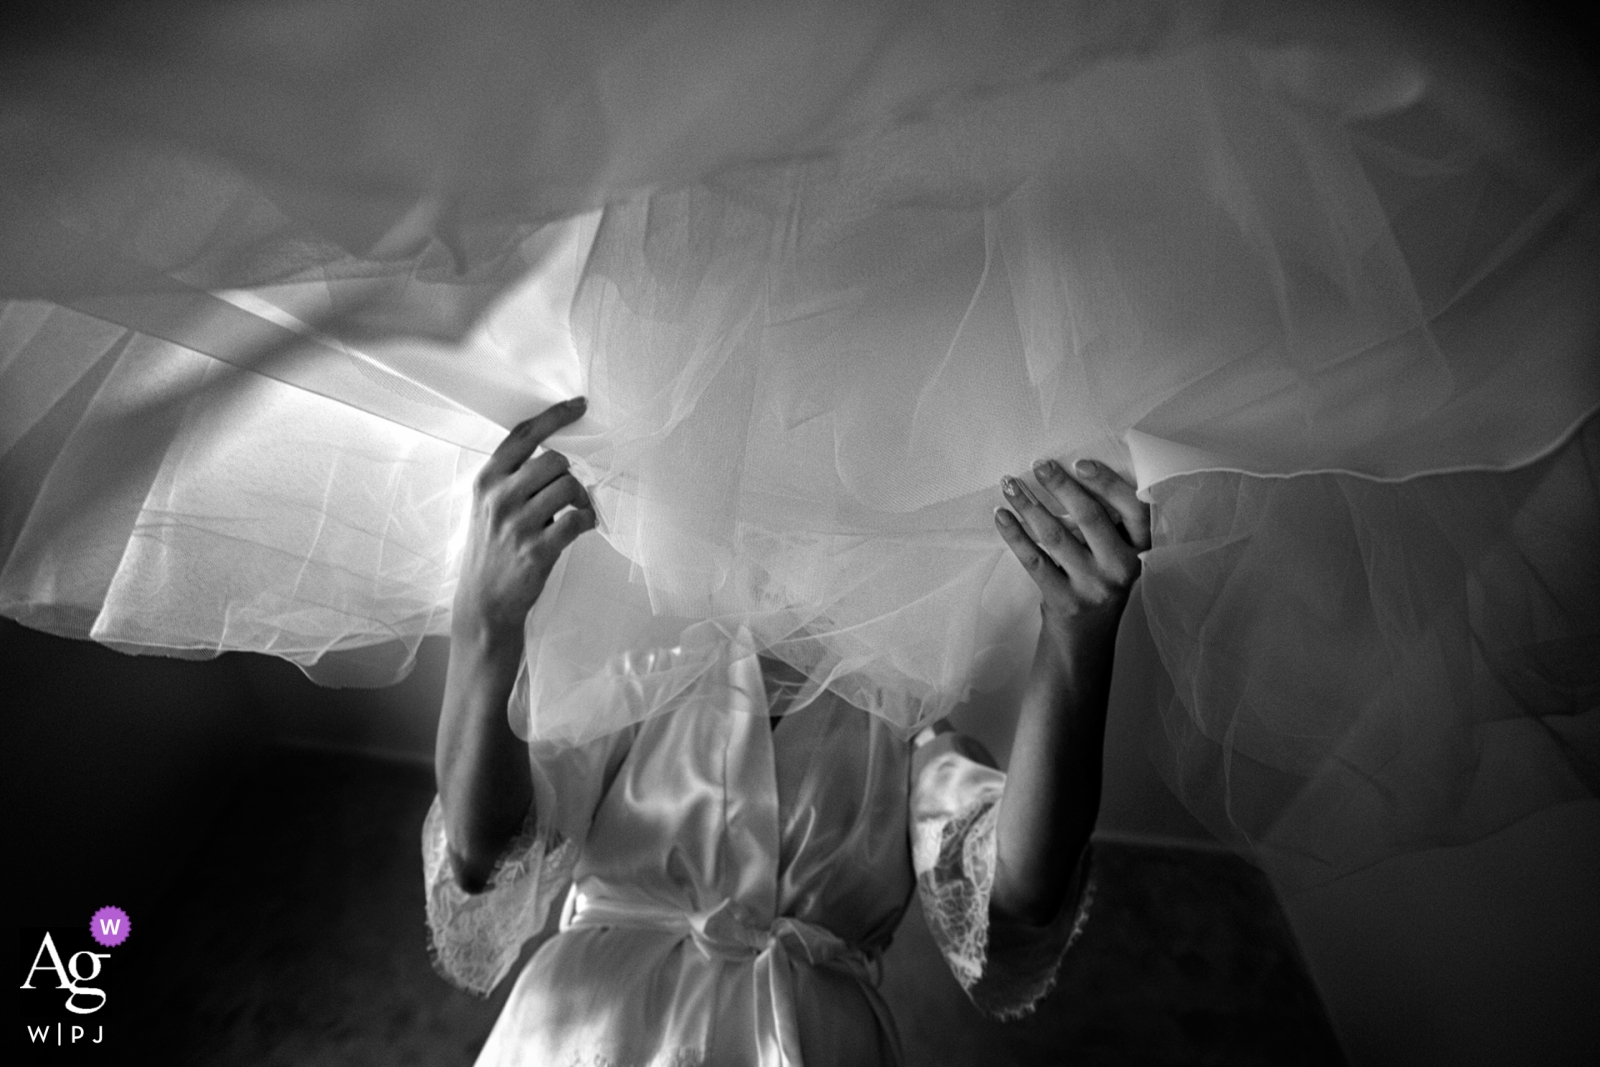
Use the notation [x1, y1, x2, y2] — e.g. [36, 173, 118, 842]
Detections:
[989, 458, 1151, 925]
[994, 458, 1151, 656]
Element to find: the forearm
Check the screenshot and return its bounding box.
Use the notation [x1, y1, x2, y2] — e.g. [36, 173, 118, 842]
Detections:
[432, 397, 592, 892]
[435, 618, 535, 892]
[991, 619, 1112, 926]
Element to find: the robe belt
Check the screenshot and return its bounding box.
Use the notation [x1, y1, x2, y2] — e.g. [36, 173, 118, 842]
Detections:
[562, 891, 879, 1067]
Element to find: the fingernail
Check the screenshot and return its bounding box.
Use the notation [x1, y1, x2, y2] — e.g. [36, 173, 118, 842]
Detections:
[1001, 476, 1020, 498]
[566, 396, 587, 411]
[993, 506, 1013, 526]
[1074, 459, 1096, 476]
[1033, 458, 1059, 478]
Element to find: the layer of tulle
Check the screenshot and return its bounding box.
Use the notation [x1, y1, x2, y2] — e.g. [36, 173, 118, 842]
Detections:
[21, 0, 1565, 303]
[2, 2, 1597, 883]
[3, 314, 1594, 890]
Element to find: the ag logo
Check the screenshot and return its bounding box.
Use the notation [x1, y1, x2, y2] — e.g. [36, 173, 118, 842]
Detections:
[19, 907, 130, 1051]
[20, 933, 109, 1015]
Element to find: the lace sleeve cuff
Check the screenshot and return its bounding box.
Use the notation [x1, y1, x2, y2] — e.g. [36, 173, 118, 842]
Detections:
[911, 732, 1095, 1020]
[968, 837, 1096, 1021]
[421, 795, 579, 997]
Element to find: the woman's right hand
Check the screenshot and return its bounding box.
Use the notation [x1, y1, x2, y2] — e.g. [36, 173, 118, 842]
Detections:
[453, 397, 595, 640]
[440, 397, 593, 891]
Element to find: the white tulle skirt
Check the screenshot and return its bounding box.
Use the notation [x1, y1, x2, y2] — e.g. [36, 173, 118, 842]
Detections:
[2, 1, 1595, 885]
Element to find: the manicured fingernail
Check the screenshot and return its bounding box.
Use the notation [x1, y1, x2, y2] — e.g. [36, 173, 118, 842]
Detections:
[1074, 459, 1096, 476]
[1001, 476, 1020, 498]
[566, 396, 587, 410]
[994, 506, 1013, 526]
[1033, 458, 1059, 478]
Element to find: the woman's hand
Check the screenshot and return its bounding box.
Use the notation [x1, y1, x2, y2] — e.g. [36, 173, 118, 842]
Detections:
[438, 397, 594, 892]
[989, 457, 1150, 926]
[453, 397, 596, 642]
[994, 458, 1151, 658]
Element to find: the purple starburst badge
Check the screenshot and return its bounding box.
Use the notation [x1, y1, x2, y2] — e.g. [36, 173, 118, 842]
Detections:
[90, 905, 130, 948]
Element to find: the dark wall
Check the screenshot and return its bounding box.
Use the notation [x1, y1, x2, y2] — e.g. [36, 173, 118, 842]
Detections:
[2, 620, 458, 932]
[1281, 799, 1600, 1067]
[234, 636, 450, 767]
[3, 618, 266, 927]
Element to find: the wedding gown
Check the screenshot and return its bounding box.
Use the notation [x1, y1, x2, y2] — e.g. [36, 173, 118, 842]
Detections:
[2, 1, 1596, 894]
[422, 649, 1091, 1067]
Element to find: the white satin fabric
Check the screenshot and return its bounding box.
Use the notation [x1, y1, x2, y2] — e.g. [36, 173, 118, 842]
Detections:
[423, 650, 1088, 1067]
[559, 897, 879, 1067]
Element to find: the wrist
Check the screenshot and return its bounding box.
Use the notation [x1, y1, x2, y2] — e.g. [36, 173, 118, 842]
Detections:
[1036, 608, 1120, 692]
[450, 606, 525, 660]
[1038, 606, 1118, 656]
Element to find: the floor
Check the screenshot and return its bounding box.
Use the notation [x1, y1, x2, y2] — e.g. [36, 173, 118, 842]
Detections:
[123, 747, 1344, 1066]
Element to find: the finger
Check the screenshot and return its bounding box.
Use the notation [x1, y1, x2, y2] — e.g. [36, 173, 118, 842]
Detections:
[539, 505, 597, 556]
[1002, 474, 1094, 582]
[515, 472, 590, 531]
[1012, 477, 1085, 544]
[1068, 458, 1151, 551]
[1030, 460, 1138, 573]
[479, 397, 587, 485]
[500, 450, 570, 510]
[993, 507, 1076, 604]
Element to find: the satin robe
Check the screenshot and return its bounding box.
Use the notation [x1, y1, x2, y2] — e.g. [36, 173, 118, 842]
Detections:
[423, 648, 1089, 1067]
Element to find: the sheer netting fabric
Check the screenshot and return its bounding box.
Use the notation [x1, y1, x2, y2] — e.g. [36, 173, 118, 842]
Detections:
[2, 1, 1597, 882]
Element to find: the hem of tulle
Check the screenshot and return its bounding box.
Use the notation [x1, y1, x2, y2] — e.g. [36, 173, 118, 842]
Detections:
[1131, 400, 1600, 494]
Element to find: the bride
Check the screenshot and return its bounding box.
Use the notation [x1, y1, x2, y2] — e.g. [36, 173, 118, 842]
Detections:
[426, 397, 1149, 1065]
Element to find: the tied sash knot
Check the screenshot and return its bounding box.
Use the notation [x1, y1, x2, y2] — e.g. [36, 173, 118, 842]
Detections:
[562, 891, 880, 1067]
